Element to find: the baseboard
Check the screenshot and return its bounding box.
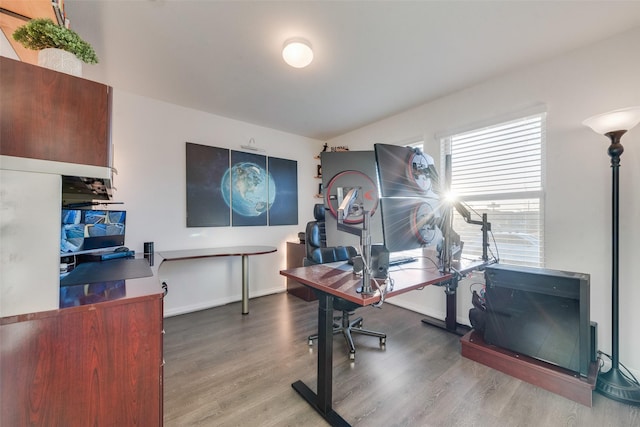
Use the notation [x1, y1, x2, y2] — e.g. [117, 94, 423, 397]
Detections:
[163, 287, 284, 317]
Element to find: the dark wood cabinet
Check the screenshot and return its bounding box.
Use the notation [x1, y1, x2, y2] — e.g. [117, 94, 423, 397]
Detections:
[0, 283, 164, 426]
[0, 56, 112, 167]
[286, 241, 317, 301]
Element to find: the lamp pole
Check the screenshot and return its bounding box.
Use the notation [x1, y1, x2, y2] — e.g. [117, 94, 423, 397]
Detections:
[606, 130, 624, 372]
[584, 107, 640, 406]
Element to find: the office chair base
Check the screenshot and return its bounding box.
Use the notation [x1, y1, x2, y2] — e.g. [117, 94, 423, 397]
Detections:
[309, 313, 386, 361]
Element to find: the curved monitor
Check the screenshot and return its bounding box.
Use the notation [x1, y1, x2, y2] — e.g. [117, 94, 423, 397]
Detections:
[379, 198, 442, 252]
[320, 151, 384, 248]
[324, 169, 379, 225]
[374, 143, 443, 253]
[374, 143, 439, 198]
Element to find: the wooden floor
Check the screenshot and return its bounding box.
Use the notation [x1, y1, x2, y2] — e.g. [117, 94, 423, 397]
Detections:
[163, 292, 640, 426]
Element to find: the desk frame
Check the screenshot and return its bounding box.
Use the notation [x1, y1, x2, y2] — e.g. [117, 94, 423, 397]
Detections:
[159, 246, 277, 315]
[280, 262, 451, 426]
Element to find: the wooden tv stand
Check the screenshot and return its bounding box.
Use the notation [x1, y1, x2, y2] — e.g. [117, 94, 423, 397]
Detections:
[461, 330, 598, 407]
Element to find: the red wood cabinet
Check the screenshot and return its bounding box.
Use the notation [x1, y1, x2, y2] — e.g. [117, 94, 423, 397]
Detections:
[0, 291, 163, 426]
[0, 56, 112, 167]
[286, 241, 317, 301]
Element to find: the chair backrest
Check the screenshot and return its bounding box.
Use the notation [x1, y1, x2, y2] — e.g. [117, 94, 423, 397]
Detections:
[304, 203, 357, 265]
[305, 204, 326, 258]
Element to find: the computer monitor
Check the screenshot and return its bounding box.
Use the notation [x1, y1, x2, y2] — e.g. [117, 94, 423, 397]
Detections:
[374, 143, 443, 253]
[321, 151, 383, 248]
[374, 143, 440, 198]
[60, 209, 126, 256]
[319, 146, 445, 281]
[378, 197, 442, 252]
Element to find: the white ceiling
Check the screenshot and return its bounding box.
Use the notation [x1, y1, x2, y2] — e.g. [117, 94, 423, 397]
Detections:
[64, 1, 640, 140]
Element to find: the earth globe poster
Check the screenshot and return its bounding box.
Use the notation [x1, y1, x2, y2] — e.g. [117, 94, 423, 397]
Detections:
[228, 150, 269, 226]
[267, 156, 298, 226]
[186, 143, 230, 227]
[186, 143, 298, 227]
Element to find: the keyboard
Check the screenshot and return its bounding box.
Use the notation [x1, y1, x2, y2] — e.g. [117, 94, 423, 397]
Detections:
[388, 256, 417, 267]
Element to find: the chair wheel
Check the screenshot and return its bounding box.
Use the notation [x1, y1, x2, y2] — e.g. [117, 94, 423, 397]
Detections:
[380, 337, 386, 345]
[357, 320, 363, 328]
[349, 352, 355, 361]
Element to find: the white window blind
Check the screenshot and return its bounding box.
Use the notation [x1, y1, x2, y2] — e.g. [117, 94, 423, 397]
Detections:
[442, 113, 545, 267]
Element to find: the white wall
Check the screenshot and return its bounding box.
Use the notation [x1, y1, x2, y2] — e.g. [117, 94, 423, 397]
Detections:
[0, 169, 60, 316]
[327, 27, 640, 373]
[110, 90, 322, 316]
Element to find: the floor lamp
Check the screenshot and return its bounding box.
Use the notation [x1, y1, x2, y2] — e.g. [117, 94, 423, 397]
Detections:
[583, 106, 640, 406]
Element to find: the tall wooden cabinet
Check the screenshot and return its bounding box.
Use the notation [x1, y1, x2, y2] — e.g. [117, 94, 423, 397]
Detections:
[0, 279, 164, 426]
[0, 56, 112, 167]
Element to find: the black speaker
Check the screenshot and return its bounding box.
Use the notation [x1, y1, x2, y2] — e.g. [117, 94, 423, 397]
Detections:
[144, 241, 154, 266]
[370, 244, 389, 279]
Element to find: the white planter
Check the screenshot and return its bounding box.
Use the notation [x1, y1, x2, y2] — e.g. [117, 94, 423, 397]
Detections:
[38, 48, 82, 77]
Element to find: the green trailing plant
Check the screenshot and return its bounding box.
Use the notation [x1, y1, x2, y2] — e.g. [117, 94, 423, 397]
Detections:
[13, 18, 98, 64]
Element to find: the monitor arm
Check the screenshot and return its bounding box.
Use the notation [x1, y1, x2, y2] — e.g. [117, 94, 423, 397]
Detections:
[452, 201, 491, 262]
[337, 187, 375, 295]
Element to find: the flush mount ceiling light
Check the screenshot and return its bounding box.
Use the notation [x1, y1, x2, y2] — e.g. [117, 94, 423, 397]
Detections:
[282, 38, 313, 68]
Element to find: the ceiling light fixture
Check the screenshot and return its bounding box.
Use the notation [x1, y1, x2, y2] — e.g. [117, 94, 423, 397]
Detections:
[282, 38, 313, 68]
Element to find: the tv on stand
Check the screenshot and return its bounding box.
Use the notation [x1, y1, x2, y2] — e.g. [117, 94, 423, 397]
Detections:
[483, 263, 592, 378]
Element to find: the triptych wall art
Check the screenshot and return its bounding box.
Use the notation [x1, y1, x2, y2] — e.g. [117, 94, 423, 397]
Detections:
[186, 142, 298, 227]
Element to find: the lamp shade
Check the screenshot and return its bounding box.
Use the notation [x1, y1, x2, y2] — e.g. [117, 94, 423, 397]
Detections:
[282, 39, 313, 68]
[583, 106, 640, 135]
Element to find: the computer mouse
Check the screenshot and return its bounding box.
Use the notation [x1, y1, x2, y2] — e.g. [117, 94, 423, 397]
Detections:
[115, 246, 129, 252]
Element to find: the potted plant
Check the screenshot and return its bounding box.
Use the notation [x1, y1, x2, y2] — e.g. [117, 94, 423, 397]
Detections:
[13, 18, 98, 75]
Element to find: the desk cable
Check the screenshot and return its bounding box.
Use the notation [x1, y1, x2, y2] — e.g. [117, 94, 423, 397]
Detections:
[371, 276, 392, 308]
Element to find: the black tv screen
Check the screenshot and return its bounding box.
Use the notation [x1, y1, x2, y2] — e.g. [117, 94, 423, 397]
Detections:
[60, 209, 126, 256]
[483, 264, 591, 377]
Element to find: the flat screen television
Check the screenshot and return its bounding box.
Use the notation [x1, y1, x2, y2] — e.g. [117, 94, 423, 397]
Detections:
[60, 209, 126, 256]
[483, 264, 592, 377]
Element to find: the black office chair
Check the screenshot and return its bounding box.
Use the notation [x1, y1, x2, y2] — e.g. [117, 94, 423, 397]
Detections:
[304, 204, 386, 361]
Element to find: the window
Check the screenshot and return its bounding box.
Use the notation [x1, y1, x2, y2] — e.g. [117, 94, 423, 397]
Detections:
[441, 113, 545, 267]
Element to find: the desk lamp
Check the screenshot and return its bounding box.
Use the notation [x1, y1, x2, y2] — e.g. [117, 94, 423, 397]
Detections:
[583, 106, 640, 406]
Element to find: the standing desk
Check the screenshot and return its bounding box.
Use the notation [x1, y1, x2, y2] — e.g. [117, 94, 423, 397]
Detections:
[159, 245, 277, 314]
[280, 260, 451, 426]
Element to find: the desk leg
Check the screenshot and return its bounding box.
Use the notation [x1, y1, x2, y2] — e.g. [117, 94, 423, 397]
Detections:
[421, 276, 470, 336]
[242, 255, 249, 315]
[317, 293, 333, 413]
[291, 293, 350, 426]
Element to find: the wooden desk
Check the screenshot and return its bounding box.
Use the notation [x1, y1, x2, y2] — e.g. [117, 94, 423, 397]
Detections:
[280, 260, 451, 426]
[159, 246, 277, 315]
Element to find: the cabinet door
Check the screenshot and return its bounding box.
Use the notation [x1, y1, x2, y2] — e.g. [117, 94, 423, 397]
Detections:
[0, 296, 163, 426]
[0, 56, 111, 167]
